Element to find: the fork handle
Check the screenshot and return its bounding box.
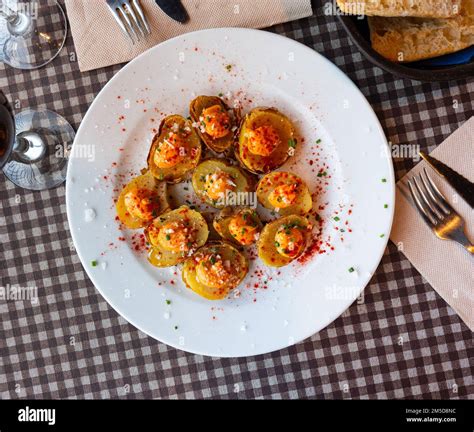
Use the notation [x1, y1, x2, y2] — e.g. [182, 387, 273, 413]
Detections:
[452, 231, 474, 255]
[459, 241, 474, 255]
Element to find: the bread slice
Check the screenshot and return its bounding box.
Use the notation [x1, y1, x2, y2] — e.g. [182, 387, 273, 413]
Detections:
[336, 0, 461, 18]
[368, 0, 474, 62]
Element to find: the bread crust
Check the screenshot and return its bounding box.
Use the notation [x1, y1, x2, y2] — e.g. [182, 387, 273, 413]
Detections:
[336, 0, 461, 18]
[368, 1, 474, 62]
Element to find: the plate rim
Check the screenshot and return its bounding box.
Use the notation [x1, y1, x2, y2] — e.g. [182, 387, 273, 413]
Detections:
[66, 27, 395, 357]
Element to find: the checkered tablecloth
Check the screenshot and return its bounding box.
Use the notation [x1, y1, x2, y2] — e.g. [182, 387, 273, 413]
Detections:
[1, 2, 473, 400]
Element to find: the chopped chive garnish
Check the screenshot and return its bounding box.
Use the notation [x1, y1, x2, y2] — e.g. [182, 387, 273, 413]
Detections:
[384, 204, 388, 208]
[348, 267, 355, 273]
[381, 178, 387, 183]
[333, 216, 340, 222]
[316, 139, 322, 144]
[166, 234, 171, 241]
[166, 300, 171, 305]
[288, 139, 296, 148]
[218, 93, 224, 97]
[91, 260, 98, 267]
[379, 234, 385, 238]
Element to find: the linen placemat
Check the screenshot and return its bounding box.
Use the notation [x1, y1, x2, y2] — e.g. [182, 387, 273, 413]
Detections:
[65, 0, 313, 71]
[390, 117, 474, 331]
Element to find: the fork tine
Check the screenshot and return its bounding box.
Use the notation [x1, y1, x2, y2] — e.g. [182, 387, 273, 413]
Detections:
[123, 0, 146, 38]
[117, 5, 138, 43]
[414, 175, 443, 220]
[412, 176, 441, 223]
[131, 0, 151, 35]
[108, 5, 135, 43]
[419, 170, 448, 216]
[408, 179, 437, 226]
[107, 0, 151, 44]
[423, 168, 452, 214]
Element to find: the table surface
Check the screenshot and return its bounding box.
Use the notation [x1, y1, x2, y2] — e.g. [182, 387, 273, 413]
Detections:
[1, 4, 473, 400]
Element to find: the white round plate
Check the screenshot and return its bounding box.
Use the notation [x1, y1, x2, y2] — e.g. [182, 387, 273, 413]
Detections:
[66, 28, 395, 358]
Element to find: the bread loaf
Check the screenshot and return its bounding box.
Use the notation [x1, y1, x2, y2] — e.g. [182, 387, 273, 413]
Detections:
[336, 0, 461, 18]
[368, 0, 474, 61]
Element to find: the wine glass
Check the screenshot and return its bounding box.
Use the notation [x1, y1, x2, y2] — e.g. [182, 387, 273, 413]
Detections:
[0, 90, 75, 190]
[0, 0, 68, 70]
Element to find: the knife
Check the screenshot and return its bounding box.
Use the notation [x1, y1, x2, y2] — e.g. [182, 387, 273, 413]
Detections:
[419, 151, 474, 208]
[155, 0, 189, 23]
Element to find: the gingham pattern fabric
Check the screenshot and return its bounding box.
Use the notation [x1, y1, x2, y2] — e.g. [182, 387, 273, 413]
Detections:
[1, 2, 473, 400]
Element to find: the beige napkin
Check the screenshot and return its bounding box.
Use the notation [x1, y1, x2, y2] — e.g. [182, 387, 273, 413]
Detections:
[390, 117, 474, 331]
[64, 0, 313, 72]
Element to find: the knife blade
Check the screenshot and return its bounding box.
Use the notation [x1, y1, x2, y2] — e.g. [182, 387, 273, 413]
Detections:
[419, 151, 474, 208]
[155, 0, 189, 23]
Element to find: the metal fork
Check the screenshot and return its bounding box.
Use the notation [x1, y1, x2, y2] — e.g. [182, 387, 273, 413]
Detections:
[408, 168, 474, 255]
[106, 0, 151, 44]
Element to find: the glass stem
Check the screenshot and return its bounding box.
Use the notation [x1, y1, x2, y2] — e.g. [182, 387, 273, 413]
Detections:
[0, 2, 32, 36]
[0, 3, 18, 23]
[13, 136, 29, 153]
[13, 131, 46, 164]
